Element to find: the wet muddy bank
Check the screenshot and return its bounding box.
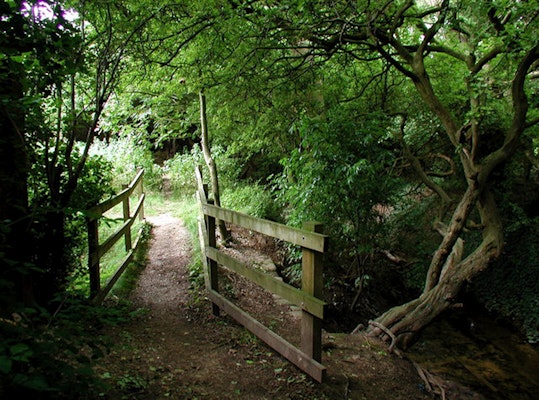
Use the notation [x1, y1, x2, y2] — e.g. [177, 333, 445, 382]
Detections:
[407, 310, 539, 400]
[324, 300, 539, 399]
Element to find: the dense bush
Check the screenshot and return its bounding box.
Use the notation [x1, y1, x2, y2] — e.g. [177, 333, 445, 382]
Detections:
[163, 147, 203, 197]
[274, 111, 401, 284]
[472, 161, 539, 343]
[0, 296, 137, 398]
[473, 219, 539, 343]
[24, 149, 115, 300]
[222, 183, 279, 220]
[90, 138, 163, 191]
[385, 194, 442, 292]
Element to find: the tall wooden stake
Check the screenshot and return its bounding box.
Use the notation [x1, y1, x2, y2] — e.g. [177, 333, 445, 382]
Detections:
[199, 89, 230, 242]
[301, 221, 324, 362]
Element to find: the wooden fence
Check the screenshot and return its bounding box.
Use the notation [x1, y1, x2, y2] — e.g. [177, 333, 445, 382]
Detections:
[86, 169, 145, 304]
[195, 166, 328, 382]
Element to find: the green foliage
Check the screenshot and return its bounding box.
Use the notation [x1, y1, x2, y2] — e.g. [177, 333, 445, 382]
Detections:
[2, 0, 537, 348]
[1, 0, 150, 305]
[473, 219, 539, 343]
[27, 151, 115, 292]
[0, 296, 136, 398]
[271, 107, 404, 294]
[90, 138, 162, 191]
[28, 145, 115, 210]
[222, 183, 279, 220]
[275, 109, 400, 259]
[472, 155, 539, 343]
[116, 372, 147, 392]
[386, 194, 441, 291]
[156, 194, 205, 291]
[71, 153, 116, 210]
[163, 147, 203, 197]
[104, 221, 152, 299]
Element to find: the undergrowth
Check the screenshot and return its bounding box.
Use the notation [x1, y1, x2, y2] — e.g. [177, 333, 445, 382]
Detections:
[0, 296, 140, 399]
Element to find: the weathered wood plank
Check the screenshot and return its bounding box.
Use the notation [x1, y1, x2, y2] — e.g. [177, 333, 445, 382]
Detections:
[132, 193, 145, 220]
[137, 171, 145, 220]
[98, 218, 133, 260]
[301, 222, 324, 362]
[127, 168, 144, 192]
[206, 247, 325, 319]
[88, 187, 130, 218]
[92, 227, 144, 304]
[202, 203, 327, 252]
[207, 209, 220, 316]
[122, 184, 132, 251]
[195, 165, 208, 204]
[88, 218, 100, 297]
[98, 193, 144, 260]
[93, 249, 134, 305]
[98, 192, 144, 255]
[207, 289, 326, 382]
[87, 169, 144, 217]
[87, 169, 145, 302]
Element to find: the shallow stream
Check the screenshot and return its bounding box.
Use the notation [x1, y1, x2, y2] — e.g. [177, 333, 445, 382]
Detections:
[407, 312, 539, 399]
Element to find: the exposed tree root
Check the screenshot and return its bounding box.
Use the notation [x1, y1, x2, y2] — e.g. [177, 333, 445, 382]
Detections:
[368, 320, 402, 357]
[413, 361, 447, 400]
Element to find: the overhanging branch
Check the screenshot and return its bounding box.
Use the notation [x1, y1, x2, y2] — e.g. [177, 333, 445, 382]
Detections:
[394, 114, 452, 207]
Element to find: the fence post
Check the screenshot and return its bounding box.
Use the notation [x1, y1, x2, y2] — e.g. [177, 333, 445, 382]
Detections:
[88, 217, 100, 298]
[138, 169, 145, 221]
[207, 199, 220, 316]
[301, 221, 324, 362]
[122, 184, 132, 251]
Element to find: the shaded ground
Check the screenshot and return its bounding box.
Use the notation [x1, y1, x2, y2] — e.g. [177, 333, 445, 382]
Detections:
[94, 213, 484, 399]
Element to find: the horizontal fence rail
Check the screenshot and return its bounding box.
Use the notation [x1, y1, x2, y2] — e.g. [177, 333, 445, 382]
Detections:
[86, 169, 145, 304]
[196, 165, 328, 382]
[202, 203, 327, 253]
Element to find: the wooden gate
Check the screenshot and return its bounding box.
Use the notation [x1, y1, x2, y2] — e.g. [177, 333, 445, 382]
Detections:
[195, 166, 328, 382]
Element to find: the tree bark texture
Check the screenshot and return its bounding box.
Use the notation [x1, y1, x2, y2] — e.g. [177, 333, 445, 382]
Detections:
[199, 90, 230, 242]
[368, 188, 503, 349]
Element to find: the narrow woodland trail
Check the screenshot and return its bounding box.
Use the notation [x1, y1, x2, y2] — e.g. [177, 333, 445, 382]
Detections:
[95, 210, 482, 400]
[132, 214, 192, 313]
[98, 212, 334, 399]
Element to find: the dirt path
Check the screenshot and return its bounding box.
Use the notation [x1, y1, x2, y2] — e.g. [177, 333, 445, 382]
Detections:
[98, 213, 327, 399]
[96, 213, 482, 400]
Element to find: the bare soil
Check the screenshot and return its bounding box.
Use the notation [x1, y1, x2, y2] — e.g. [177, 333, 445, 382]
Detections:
[94, 213, 483, 400]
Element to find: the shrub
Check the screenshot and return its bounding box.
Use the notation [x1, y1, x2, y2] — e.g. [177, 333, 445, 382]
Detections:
[473, 218, 539, 343]
[222, 182, 279, 220]
[0, 297, 135, 398]
[163, 147, 203, 197]
[26, 149, 116, 299]
[273, 111, 401, 282]
[90, 138, 163, 191]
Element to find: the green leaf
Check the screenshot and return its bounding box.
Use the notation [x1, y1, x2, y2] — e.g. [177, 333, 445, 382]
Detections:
[13, 373, 52, 391]
[10, 343, 33, 362]
[0, 356, 13, 374]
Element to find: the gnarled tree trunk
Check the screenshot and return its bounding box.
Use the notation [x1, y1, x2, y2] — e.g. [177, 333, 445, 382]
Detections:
[367, 40, 539, 348]
[368, 187, 503, 348]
